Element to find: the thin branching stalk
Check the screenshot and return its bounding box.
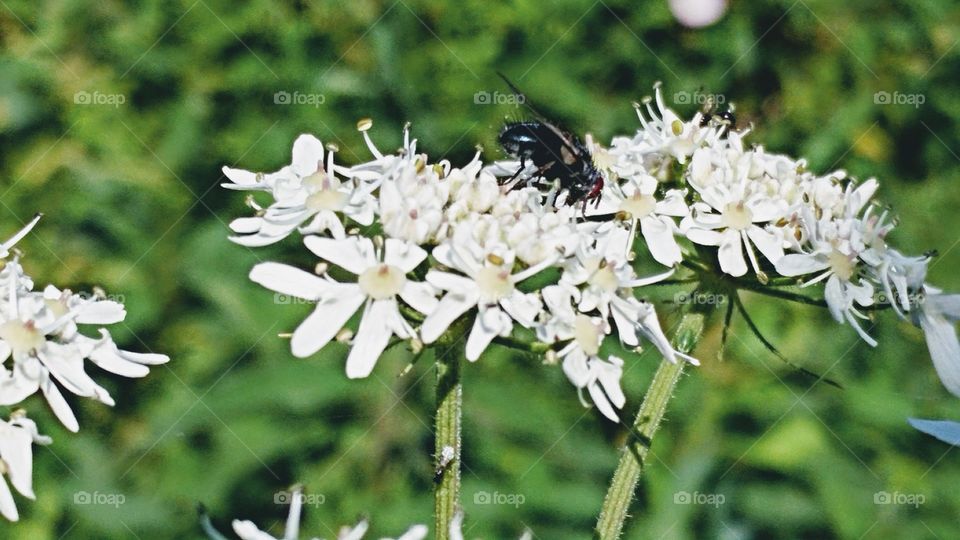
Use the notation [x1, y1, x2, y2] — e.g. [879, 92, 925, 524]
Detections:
[595, 311, 705, 540]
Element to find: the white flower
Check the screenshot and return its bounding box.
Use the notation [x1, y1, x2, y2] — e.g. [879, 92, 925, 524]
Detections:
[630, 84, 718, 163]
[379, 159, 449, 244]
[559, 227, 678, 356]
[774, 213, 877, 345]
[558, 314, 626, 421]
[420, 235, 549, 361]
[0, 263, 170, 431]
[250, 236, 437, 378]
[589, 173, 687, 267]
[0, 412, 50, 522]
[225, 134, 376, 246]
[445, 154, 501, 218]
[683, 148, 786, 277]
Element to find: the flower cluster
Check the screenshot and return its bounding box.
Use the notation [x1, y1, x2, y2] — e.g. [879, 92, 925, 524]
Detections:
[0, 216, 169, 521]
[225, 84, 960, 424]
[225, 124, 695, 423]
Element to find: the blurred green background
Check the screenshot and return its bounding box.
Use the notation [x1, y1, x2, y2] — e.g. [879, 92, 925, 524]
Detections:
[2, 0, 959, 538]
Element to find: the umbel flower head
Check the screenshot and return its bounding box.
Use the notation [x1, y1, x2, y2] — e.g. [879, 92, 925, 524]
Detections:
[0, 216, 170, 521]
[225, 85, 960, 422]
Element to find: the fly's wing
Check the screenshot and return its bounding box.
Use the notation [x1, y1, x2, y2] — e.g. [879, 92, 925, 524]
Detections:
[497, 72, 586, 163]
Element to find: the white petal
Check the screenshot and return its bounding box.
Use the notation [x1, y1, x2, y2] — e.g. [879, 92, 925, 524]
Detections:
[250, 262, 333, 301]
[229, 216, 263, 234]
[632, 300, 680, 364]
[656, 189, 689, 217]
[562, 349, 591, 388]
[41, 377, 79, 432]
[746, 226, 784, 265]
[303, 236, 375, 275]
[384, 239, 429, 273]
[596, 357, 626, 410]
[927, 294, 960, 323]
[0, 369, 39, 406]
[232, 519, 277, 540]
[500, 291, 542, 328]
[41, 344, 109, 401]
[399, 281, 438, 315]
[824, 276, 845, 323]
[421, 293, 478, 344]
[87, 332, 168, 378]
[222, 166, 260, 186]
[748, 199, 783, 222]
[228, 231, 292, 247]
[717, 229, 747, 277]
[0, 477, 17, 521]
[641, 216, 682, 266]
[908, 418, 960, 446]
[426, 270, 477, 293]
[290, 287, 366, 357]
[291, 134, 324, 177]
[76, 300, 126, 325]
[685, 227, 722, 246]
[0, 424, 34, 499]
[397, 524, 430, 540]
[775, 253, 829, 277]
[465, 307, 511, 361]
[345, 300, 395, 378]
[920, 310, 960, 398]
[587, 381, 619, 422]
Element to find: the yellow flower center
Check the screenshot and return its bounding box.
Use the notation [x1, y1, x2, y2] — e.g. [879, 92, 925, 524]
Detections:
[828, 249, 856, 281]
[304, 171, 348, 212]
[619, 192, 657, 219]
[358, 264, 407, 300]
[475, 266, 514, 302]
[721, 202, 753, 230]
[587, 258, 620, 293]
[0, 320, 45, 357]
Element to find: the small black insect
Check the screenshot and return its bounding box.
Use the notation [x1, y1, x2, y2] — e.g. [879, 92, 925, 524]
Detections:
[496, 73, 604, 208]
[698, 100, 736, 129]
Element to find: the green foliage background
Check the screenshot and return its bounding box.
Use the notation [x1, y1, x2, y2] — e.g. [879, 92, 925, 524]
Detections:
[1, 0, 959, 538]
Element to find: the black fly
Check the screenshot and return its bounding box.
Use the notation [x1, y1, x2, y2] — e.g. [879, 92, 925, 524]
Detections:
[495, 73, 604, 208]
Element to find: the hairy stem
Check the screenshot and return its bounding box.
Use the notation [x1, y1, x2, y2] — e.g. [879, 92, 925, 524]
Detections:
[434, 342, 463, 540]
[595, 311, 705, 540]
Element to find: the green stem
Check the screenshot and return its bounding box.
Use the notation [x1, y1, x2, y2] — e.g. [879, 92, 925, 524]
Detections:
[595, 312, 705, 540]
[434, 341, 462, 540]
